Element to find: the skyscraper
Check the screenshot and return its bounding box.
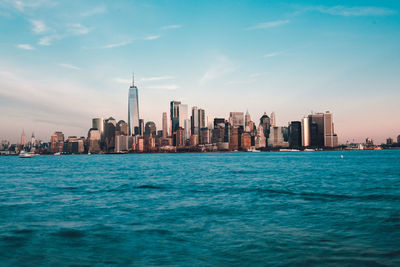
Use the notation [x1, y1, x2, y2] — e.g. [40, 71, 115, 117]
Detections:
[301, 117, 310, 147]
[92, 118, 104, 141]
[128, 74, 140, 136]
[323, 111, 338, 147]
[170, 101, 181, 133]
[270, 112, 276, 127]
[162, 112, 168, 138]
[229, 112, 244, 127]
[191, 106, 199, 136]
[20, 130, 26, 146]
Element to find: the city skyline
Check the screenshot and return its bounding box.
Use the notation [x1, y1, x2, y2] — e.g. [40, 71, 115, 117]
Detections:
[1, 0, 400, 143]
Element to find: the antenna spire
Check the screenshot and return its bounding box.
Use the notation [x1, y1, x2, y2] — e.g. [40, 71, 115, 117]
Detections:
[132, 72, 135, 87]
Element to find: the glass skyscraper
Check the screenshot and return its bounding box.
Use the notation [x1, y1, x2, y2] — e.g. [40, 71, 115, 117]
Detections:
[128, 76, 139, 136]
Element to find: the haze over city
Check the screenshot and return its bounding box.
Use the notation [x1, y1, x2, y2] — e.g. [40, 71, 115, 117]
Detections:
[0, 0, 399, 144]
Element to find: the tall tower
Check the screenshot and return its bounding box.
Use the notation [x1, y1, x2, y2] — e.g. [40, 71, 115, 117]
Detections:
[21, 130, 26, 146]
[270, 112, 276, 127]
[170, 101, 181, 133]
[128, 73, 140, 136]
[162, 112, 168, 138]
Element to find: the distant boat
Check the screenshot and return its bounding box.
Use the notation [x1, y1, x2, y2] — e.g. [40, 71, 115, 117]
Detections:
[304, 149, 316, 152]
[54, 152, 61, 155]
[248, 147, 261, 152]
[19, 150, 35, 158]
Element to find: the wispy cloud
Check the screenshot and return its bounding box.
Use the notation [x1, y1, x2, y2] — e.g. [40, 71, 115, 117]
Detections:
[38, 35, 61, 46]
[161, 24, 183, 30]
[264, 51, 283, 58]
[247, 20, 290, 30]
[31, 19, 48, 34]
[200, 55, 237, 84]
[59, 63, 81, 70]
[101, 40, 132, 49]
[144, 35, 160, 40]
[145, 84, 179, 90]
[114, 77, 131, 84]
[140, 76, 174, 82]
[81, 5, 107, 17]
[68, 23, 91, 35]
[307, 6, 396, 17]
[17, 44, 34, 50]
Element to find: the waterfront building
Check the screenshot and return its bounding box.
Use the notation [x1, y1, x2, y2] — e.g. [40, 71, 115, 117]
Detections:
[105, 118, 116, 152]
[224, 122, 231, 142]
[230, 127, 239, 150]
[92, 118, 104, 141]
[51, 131, 64, 153]
[259, 113, 271, 141]
[245, 110, 251, 131]
[229, 112, 244, 128]
[137, 137, 145, 152]
[323, 111, 338, 147]
[308, 113, 324, 148]
[115, 135, 129, 153]
[144, 121, 157, 136]
[162, 112, 168, 138]
[191, 106, 199, 136]
[268, 126, 289, 148]
[87, 128, 101, 153]
[179, 104, 188, 132]
[397, 135, 400, 144]
[199, 109, 206, 130]
[241, 132, 251, 150]
[200, 127, 210, 144]
[176, 127, 185, 148]
[146, 136, 156, 151]
[190, 134, 199, 147]
[184, 119, 191, 141]
[301, 117, 310, 147]
[255, 125, 266, 149]
[212, 125, 225, 144]
[270, 112, 276, 127]
[128, 75, 140, 136]
[170, 101, 181, 134]
[288, 121, 302, 148]
[116, 120, 129, 136]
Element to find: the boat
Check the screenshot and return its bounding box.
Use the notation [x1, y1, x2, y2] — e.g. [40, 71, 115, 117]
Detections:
[279, 149, 300, 152]
[248, 147, 261, 152]
[304, 149, 316, 152]
[54, 152, 61, 155]
[19, 150, 35, 158]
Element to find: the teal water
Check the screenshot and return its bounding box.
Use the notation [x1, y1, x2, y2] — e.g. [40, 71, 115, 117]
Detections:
[0, 151, 399, 266]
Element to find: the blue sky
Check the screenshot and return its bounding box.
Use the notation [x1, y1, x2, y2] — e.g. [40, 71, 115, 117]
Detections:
[0, 0, 399, 143]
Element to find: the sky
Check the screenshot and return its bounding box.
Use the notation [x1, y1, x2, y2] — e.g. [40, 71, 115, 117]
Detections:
[0, 0, 399, 144]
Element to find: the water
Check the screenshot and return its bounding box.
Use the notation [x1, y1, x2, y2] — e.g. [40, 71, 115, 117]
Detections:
[0, 151, 399, 266]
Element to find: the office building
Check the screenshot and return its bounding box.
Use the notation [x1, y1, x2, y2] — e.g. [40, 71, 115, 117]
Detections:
[268, 126, 289, 148]
[128, 75, 140, 136]
[144, 121, 157, 136]
[162, 112, 168, 138]
[301, 117, 310, 147]
[116, 120, 128, 136]
[229, 112, 244, 128]
[259, 113, 271, 141]
[92, 118, 104, 140]
[289, 121, 302, 148]
[170, 101, 181, 133]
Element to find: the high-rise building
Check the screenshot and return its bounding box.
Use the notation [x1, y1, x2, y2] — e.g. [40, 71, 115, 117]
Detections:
[144, 121, 157, 136]
[87, 128, 101, 153]
[92, 118, 104, 140]
[199, 109, 206, 130]
[128, 75, 140, 136]
[229, 112, 244, 127]
[116, 120, 128, 136]
[162, 112, 168, 138]
[308, 113, 324, 147]
[270, 112, 276, 127]
[176, 127, 185, 148]
[20, 130, 26, 146]
[255, 125, 266, 149]
[268, 126, 289, 148]
[289, 121, 302, 148]
[170, 101, 181, 133]
[323, 111, 338, 147]
[179, 104, 188, 130]
[301, 117, 310, 147]
[191, 106, 199, 136]
[139, 119, 144, 136]
[259, 113, 271, 141]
